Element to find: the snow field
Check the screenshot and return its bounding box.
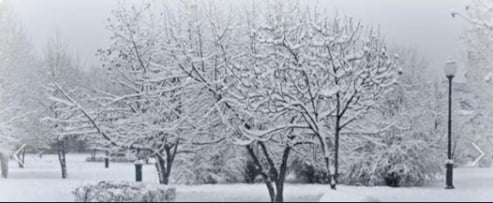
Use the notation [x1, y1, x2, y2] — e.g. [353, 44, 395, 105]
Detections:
[2, 154, 493, 202]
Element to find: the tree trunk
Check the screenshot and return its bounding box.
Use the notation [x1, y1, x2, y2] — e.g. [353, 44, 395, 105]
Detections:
[324, 155, 335, 189]
[154, 142, 178, 185]
[57, 138, 67, 179]
[274, 146, 291, 202]
[18, 147, 26, 168]
[21, 148, 25, 166]
[0, 153, 8, 178]
[332, 92, 341, 190]
[246, 144, 291, 202]
[155, 155, 170, 185]
[332, 123, 340, 190]
[266, 181, 276, 202]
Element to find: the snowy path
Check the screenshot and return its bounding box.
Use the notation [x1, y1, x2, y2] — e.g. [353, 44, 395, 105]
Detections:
[0, 154, 493, 202]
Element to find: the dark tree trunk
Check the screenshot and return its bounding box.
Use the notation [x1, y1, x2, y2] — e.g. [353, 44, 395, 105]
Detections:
[57, 138, 67, 179]
[274, 146, 291, 202]
[332, 92, 342, 190]
[318, 136, 334, 188]
[155, 142, 178, 185]
[246, 143, 292, 203]
[332, 123, 340, 190]
[247, 145, 275, 202]
[155, 155, 170, 185]
[325, 156, 336, 190]
[0, 153, 8, 178]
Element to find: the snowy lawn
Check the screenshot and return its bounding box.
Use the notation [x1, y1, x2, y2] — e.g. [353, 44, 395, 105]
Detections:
[0, 154, 326, 202]
[1, 154, 493, 202]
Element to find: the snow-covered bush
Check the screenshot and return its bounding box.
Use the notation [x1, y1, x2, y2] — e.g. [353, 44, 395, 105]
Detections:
[85, 156, 137, 163]
[291, 159, 329, 184]
[243, 159, 259, 184]
[340, 49, 444, 187]
[73, 181, 176, 202]
[173, 145, 248, 185]
[341, 137, 441, 187]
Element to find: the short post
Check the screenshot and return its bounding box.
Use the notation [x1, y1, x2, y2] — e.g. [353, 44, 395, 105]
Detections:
[135, 160, 144, 182]
[91, 149, 96, 161]
[104, 151, 110, 169]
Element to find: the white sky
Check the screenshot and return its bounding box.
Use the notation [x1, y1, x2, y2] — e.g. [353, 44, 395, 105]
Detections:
[6, 0, 469, 82]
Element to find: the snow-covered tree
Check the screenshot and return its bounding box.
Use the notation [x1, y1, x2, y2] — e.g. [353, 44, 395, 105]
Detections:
[0, 1, 38, 176]
[42, 34, 93, 179]
[154, 1, 313, 200]
[309, 17, 398, 189]
[227, 3, 399, 191]
[52, 2, 208, 184]
[223, 2, 331, 199]
[452, 0, 493, 155]
[151, 2, 397, 198]
[158, 0, 397, 194]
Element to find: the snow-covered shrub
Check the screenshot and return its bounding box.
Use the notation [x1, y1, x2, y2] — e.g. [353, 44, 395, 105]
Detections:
[243, 159, 259, 184]
[73, 181, 176, 202]
[173, 145, 247, 184]
[85, 156, 137, 163]
[341, 137, 442, 187]
[290, 159, 329, 184]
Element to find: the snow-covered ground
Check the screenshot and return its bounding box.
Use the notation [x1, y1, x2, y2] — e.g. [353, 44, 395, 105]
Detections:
[0, 154, 326, 202]
[1, 154, 493, 202]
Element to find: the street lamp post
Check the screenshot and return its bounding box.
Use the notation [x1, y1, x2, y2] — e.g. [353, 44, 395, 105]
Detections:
[444, 58, 457, 190]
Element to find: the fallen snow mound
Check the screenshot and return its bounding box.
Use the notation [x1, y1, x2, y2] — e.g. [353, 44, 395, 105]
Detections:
[73, 181, 176, 202]
[319, 188, 380, 202]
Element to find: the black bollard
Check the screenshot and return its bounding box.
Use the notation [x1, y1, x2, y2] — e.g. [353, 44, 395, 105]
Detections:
[135, 160, 143, 182]
[104, 158, 109, 168]
[104, 151, 110, 169]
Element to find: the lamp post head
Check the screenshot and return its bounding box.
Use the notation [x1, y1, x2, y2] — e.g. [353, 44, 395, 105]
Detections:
[444, 58, 458, 78]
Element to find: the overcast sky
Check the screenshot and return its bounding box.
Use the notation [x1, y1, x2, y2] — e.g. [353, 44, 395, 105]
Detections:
[6, 0, 469, 81]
